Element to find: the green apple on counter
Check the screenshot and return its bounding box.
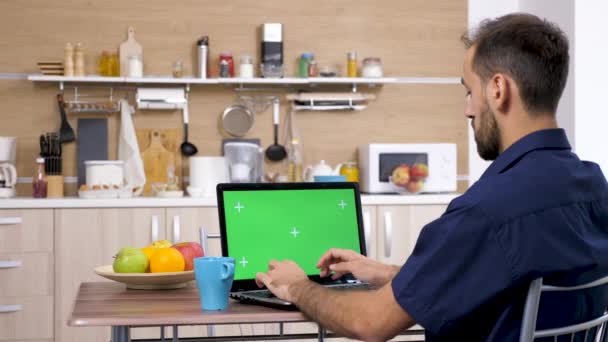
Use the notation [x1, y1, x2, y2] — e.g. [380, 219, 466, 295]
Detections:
[113, 247, 149, 273]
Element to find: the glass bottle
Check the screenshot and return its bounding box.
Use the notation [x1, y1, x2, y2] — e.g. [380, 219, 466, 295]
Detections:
[347, 51, 357, 77]
[339, 161, 360, 182]
[285, 109, 303, 182]
[109, 52, 119, 76]
[33, 157, 47, 198]
[98, 51, 110, 76]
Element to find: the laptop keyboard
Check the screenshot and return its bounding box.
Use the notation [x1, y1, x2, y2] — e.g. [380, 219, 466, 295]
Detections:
[240, 282, 371, 300]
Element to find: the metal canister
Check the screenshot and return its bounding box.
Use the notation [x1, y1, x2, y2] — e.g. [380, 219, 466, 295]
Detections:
[197, 36, 209, 79]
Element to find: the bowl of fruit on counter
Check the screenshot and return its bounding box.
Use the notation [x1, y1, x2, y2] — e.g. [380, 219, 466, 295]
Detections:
[95, 240, 205, 290]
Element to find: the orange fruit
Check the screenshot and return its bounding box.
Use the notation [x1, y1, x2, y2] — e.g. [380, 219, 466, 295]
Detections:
[149, 247, 185, 273]
[141, 247, 158, 272]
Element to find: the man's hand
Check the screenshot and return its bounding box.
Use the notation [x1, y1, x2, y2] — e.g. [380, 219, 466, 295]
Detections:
[316, 248, 398, 287]
[255, 260, 310, 303]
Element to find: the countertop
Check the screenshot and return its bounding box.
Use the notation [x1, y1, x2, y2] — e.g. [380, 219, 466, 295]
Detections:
[0, 194, 460, 209]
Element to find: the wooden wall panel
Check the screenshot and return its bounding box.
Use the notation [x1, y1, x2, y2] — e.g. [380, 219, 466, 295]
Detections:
[0, 0, 468, 196]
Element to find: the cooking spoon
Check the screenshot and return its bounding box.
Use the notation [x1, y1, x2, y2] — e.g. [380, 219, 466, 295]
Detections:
[180, 102, 198, 156]
[265, 98, 287, 162]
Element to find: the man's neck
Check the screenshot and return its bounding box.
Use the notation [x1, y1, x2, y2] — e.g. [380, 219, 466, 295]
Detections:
[500, 113, 558, 153]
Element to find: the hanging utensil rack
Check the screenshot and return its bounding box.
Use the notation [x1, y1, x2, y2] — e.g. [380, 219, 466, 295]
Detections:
[286, 92, 376, 111]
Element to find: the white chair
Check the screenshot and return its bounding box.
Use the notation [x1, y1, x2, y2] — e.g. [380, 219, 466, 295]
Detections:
[520, 275, 608, 342]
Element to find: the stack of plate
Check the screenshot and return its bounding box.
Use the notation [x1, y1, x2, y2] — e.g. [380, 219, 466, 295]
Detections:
[37, 62, 64, 75]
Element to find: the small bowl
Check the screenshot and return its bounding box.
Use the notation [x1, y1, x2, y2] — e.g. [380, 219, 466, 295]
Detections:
[314, 175, 347, 182]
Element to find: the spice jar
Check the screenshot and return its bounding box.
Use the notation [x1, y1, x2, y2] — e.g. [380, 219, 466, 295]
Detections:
[239, 54, 254, 78]
[172, 60, 184, 78]
[98, 51, 110, 76]
[219, 53, 234, 77]
[361, 57, 383, 78]
[307, 59, 318, 77]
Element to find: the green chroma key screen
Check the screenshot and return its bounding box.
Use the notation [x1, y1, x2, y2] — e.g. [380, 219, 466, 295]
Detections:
[223, 188, 361, 280]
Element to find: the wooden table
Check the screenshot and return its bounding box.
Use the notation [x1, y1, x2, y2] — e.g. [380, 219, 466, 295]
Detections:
[69, 282, 321, 342]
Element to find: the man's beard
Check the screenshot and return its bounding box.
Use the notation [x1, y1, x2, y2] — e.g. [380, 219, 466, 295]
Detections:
[474, 104, 501, 161]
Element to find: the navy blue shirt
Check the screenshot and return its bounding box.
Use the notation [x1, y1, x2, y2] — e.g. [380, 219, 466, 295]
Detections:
[392, 129, 608, 341]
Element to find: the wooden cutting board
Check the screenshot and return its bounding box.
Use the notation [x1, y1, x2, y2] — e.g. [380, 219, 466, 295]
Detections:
[136, 129, 182, 196]
[119, 27, 143, 77]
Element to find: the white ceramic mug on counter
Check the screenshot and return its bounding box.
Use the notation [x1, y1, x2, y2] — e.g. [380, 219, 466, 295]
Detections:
[189, 156, 229, 197]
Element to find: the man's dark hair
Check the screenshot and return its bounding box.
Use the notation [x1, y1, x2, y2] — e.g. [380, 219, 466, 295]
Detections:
[462, 13, 569, 115]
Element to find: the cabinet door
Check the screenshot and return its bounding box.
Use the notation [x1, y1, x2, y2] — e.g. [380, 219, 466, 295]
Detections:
[54, 208, 166, 342]
[361, 205, 377, 260]
[377, 204, 446, 266]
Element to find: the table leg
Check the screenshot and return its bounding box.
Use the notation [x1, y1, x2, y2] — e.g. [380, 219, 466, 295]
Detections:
[111, 326, 130, 342]
[318, 325, 326, 342]
[172, 325, 178, 342]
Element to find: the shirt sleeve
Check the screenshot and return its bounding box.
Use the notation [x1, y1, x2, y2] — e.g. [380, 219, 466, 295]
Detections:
[391, 204, 515, 335]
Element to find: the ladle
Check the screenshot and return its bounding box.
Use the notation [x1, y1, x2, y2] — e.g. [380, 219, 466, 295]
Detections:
[265, 98, 287, 162]
[180, 103, 198, 156]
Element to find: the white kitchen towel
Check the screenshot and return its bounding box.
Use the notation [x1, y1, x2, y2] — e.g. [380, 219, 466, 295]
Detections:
[118, 99, 146, 195]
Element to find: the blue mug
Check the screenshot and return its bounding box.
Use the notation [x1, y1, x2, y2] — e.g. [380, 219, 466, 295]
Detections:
[194, 257, 235, 310]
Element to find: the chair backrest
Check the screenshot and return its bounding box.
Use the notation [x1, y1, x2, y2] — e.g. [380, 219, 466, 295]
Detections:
[520, 276, 608, 342]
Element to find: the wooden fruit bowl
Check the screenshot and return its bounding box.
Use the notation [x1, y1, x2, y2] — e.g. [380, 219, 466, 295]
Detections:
[94, 265, 195, 290]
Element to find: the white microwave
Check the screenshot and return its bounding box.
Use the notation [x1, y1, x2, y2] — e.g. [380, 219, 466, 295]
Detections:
[358, 143, 457, 194]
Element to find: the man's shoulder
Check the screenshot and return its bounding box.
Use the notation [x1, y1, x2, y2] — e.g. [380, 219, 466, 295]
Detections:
[457, 151, 608, 225]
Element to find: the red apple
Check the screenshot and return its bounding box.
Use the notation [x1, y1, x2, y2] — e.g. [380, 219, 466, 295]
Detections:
[391, 164, 410, 186]
[172, 242, 205, 271]
[405, 179, 425, 193]
[410, 163, 429, 181]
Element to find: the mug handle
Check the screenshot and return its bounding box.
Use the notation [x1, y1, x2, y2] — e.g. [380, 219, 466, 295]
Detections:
[222, 262, 234, 280]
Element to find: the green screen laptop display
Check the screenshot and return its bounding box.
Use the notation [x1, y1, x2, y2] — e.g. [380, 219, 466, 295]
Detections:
[221, 187, 361, 281]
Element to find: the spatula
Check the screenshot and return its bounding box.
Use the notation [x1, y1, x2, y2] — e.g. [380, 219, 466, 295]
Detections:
[57, 94, 75, 143]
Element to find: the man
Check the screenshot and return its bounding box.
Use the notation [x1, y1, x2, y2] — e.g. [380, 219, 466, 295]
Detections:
[256, 13, 608, 341]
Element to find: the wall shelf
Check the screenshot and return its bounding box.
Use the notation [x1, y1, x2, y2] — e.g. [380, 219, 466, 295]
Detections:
[28, 74, 460, 87]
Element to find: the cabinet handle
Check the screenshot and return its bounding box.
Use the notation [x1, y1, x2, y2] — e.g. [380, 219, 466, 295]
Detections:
[199, 226, 221, 257]
[151, 215, 159, 242]
[0, 304, 22, 313]
[0, 217, 22, 225]
[384, 211, 393, 259]
[0, 260, 22, 269]
[172, 216, 181, 243]
[363, 211, 371, 253]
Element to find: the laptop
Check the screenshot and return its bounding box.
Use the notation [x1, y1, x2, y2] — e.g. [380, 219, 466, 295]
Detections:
[216, 182, 370, 309]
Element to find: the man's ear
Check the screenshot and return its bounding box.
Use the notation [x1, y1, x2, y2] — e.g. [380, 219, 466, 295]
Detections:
[487, 73, 510, 113]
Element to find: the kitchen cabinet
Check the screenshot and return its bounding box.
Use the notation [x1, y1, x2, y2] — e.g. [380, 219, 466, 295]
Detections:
[54, 208, 166, 342]
[0, 210, 54, 342]
[376, 204, 447, 266]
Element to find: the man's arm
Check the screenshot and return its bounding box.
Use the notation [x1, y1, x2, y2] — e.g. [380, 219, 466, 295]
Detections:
[291, 280, 415, 342]
[256, 260, 415, 342]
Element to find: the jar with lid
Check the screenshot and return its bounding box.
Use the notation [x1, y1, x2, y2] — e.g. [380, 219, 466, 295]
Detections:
[219, 53, 234, 77]
[239, 54, 254, 78]
[32, 157, 47, 198]
[339, 161, 360, 182]
[128, 54, 143, 77]
[361, 57, 383, 78]
[298, 53, 314, 78]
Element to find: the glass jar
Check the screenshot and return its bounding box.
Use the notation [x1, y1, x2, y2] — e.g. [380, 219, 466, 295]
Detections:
[239, 54, 254, 78]
[339, 161, 360, 182]
[299, 53, 314, 78]
[98, 51, 110, 76]
[307, 60, 318, 77]
[361, 57, 383, 78]
[32, 157, 47, 198]
[172, 60, 184, 78]
[128, 54, 143, 77]
[109, 52, 119, 76]
[219, 53, 234, 77]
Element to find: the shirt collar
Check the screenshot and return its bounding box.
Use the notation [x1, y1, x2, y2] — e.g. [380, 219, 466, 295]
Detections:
[481, 128, 571, 177]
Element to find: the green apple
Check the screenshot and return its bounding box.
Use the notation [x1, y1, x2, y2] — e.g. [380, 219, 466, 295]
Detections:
[113, 247, 149, 273]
